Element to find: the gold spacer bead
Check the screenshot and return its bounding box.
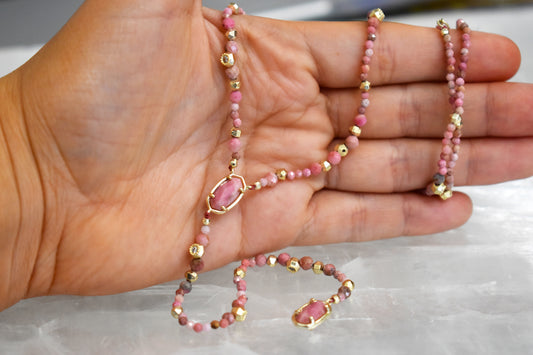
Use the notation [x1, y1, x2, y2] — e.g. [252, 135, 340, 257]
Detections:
[349, 125, 362, 137]
[230, 80, 241, 91]
[171, 306, 183, 319]
[226, 29, 237, 41]
[254, 181, 262, 190]
[286, 257, 300, 273]
[312, 261, 324, 274]
[189, 243, 205, 259]
[234, 267, 246, 278]
[185, 270, 198, 283]
[335, 144, 349, 157]
[330, 294, 341, 304]
[321, 161, 332, 172]
[441, 28, 450, 36]
[266, 254, 277, 267]
[343, 280, 355, 292]
[276, 169, 288, 181]
[360, 80, 371, 91]
[229, 158, 238, 169]
[232, 306, 247, 322]
[431, 183, 446, 196]
[231, 128, 241, 138]
[440, 190, 453, 200]
[211, 320, 220, 329]
[450, 113, 463, 128]
[368, 8, 385, 22]
[220, 52, 235, 67]
[202, 218, 210, 226]
[228, 2, 239, 13]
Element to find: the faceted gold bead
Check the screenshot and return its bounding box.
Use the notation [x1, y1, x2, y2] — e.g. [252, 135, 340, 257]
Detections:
[441, 28, 450, 36]
[360, 80, 371, 91]
[230, 80, 241, 90]
[343, 280, 355, 292]
[254, 181, 262, 190]
[202, 218, 210, 226]
[440, 190, 453, 200]
[312, 261, 324, 274]
[234, 267, 246, 278]
[189, 243, 205, 259]
[229, 159, 238, 169]
[226, 29, 237, 41]
[231, 128, 241, 138]
[335, 144, 349, 157]
[276, 169, 288, 181]
[220, 52, 235, 67]
[232, 306, 247, 322]
[287, 257, 300, 273]
[171, 306, 183, 319]
[450, 113, 463, 127]
[431, 183, 446, 196]
[211, 320, 220, 329]
[368, 8, 385, 22]
[185, 270, 198, 283]
[229, 3, 239, 13]
[267, 254, 277, 267]
[349, 125, 362, 137]
[321, 161, 332, 172]
[330, 294, 341, 304]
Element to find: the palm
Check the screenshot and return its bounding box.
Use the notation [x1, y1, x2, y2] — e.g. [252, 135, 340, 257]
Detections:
[13, 1, 532, 297]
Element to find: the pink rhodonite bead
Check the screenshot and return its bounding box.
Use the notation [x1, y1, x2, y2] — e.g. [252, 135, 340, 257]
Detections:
[294, 300, 328, 325]
[210, 177, 243, 211]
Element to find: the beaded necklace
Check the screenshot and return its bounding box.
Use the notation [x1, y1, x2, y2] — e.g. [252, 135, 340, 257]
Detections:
[170, 4, 469, 333]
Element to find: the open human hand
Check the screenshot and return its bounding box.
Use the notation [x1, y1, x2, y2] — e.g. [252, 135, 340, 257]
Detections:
[0, 0, 531, 311]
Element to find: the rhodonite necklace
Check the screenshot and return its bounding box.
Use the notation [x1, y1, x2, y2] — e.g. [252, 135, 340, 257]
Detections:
[170, 5, 469, 333]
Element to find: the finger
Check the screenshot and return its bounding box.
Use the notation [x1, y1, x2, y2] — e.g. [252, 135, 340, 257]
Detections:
[299, 21, 520, 88]
[323, 137, 533, 193]
[297, 190, 472, 245]
[326, 82, 533, 138]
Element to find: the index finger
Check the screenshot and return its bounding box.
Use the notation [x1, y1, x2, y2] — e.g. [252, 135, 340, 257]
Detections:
[300, 20, 520, 88]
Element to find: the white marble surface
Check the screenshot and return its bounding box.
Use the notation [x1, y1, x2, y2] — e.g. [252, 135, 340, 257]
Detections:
[0, 4, 532, 355]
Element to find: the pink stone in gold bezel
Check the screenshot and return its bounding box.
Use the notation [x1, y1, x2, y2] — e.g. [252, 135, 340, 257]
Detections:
[206, 174, 247, 215]
[292, 298, 332, 330]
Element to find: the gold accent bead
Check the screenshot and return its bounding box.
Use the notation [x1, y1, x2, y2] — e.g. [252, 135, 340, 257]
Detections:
[276, 169, 288, 181]
[232, 306, 247, 321]
[335, 144, 349, 157]
[171, 306, 183, 319]
[254, 181, 262, 190]
[189, 243, 205, 259]
[368, 8, 385, 22]
[230, 80, 241, 90]
[349, 125, 362, 137]
[202, 218, 210, 226]
[441, 28, 450, 36]
[312, 261, 324, 274]
[226, 29, 237, 40]
[431, 183, 446, 196]
[343, 280, 355, 292]
[321, 161, 332, 172]
[185, 270, 198, 282]
[330, 294, 341, 304]
[220, 52, 235, 67]
[228, 2, 239, 13]
[229, 159, 238, 169]
[450, 113, 463, 127]
[234, 267, 246, 278]
[440, 190, 453, 200]
[211, 320, 220, 329]
[267, 254, 277, 267]
[360, 80, 371, 91]
[287, 257, 300, 273]
[231, 128, 241, 138]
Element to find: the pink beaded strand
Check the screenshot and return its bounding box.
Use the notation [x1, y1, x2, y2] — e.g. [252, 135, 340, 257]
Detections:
[426, 18, 471, 200]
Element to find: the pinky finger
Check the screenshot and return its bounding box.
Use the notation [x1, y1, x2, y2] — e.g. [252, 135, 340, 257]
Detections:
[297, 190, 473, 245]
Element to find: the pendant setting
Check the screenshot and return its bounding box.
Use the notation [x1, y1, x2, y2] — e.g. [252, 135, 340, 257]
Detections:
[292, 298, 332, 330]
[206, 174, 247, 215]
